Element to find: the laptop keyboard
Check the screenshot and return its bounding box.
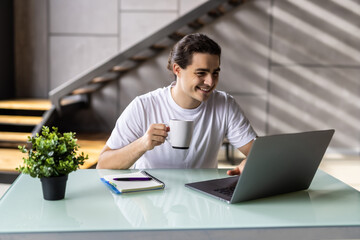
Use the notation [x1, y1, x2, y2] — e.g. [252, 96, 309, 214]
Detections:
[214, 185, 236, 197]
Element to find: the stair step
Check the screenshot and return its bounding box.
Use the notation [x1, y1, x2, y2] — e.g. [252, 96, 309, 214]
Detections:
[150, 44, 168, 50]
[0, 131, 30, 142]
[168, 32, 186, 40]
[130, 56, 150, 62]
[188, 19, 205, 29]
[71, 84, 102, 95]
[91, 77, 114, 84]
[222, 0, 242, 10]
[153, 38, 176, 49]
[228, 0, 242, 6]
[217, 5, 227, 14]
[0, 99, 51, 111]
[208, 7, 225, 18]
[91, 72, 119, 84]
[130, 48, 157, 62]
[177, 25, 194, 36]
[198, 12, 217, 24]
[71, 88, 95, 95]
[112, 60, 137, 73]
[0, 131, 30, 148]
[112, 66, 132, 72]
[0, 115, 43, 126]
[0, 148, 24, 172]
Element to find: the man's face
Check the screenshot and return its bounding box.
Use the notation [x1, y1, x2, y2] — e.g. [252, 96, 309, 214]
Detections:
[172, 53, 220, 109]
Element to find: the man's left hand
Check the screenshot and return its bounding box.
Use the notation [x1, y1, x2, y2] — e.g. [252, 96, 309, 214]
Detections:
[227, 159, 246, 176]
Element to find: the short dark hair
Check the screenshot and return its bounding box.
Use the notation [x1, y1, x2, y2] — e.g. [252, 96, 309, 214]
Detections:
[167, 33, 221, 74]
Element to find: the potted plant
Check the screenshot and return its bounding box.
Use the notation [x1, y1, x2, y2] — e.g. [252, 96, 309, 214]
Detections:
[17, 126, 88, 200]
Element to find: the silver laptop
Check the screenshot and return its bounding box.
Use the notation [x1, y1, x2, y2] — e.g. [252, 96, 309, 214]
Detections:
[185, 129, 335, 204]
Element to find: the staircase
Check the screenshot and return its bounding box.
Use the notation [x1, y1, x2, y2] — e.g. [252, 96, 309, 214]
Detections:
[0, 99, 54, 182]
[0, 99, 107, 182]
[0, 0, 246, 179]
[49, 0, 245, 114]
[0, 99, 54, 148]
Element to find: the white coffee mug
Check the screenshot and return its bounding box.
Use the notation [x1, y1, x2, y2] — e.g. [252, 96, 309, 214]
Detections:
[168, 119, 194, 149]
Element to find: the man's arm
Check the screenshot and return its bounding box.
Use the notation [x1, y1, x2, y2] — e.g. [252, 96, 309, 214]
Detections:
[96, 124, 169, 169]
[226, 139, 254, 176]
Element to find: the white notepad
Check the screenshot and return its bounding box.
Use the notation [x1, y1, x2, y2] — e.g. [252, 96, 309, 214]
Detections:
[100, 171, 165, 194]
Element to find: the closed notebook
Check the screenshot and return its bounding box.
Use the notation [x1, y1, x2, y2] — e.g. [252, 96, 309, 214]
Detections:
[100, 171, 165, 194]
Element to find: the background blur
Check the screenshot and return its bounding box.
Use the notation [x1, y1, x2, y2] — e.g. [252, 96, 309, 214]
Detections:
[7, 0, 360, 155]
[1, 0, 360, 195]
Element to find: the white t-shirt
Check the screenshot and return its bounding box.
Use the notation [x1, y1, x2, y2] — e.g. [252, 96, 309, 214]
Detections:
[106, 83, 256, 169]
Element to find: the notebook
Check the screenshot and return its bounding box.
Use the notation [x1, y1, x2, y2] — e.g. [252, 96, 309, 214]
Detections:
[101, 171, 165, 194]
[185, 129, 335, 203]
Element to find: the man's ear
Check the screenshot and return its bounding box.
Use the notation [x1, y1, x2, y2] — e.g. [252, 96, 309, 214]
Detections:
[172, 63, 181, 78]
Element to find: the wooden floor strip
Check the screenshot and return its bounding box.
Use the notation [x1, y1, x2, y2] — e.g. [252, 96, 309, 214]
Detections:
[0, 99, 51, 111]
[0, 132, 31, 142]
[0, 115, 43, 125]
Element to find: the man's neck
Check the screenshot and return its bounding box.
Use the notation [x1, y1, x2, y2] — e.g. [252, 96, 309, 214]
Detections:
[170, 85, 201, 109]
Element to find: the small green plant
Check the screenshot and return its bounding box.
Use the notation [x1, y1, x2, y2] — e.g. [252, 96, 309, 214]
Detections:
[17, 126, 88, 178]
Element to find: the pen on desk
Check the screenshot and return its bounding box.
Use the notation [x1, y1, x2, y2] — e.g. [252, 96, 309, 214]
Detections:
[112, 177, 152, 181]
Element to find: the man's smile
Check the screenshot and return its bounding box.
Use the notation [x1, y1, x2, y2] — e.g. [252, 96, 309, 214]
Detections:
[196, 86, 213, 93]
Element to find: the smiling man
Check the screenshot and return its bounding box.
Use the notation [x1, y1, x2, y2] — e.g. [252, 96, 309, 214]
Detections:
[97, 33, 256, 175]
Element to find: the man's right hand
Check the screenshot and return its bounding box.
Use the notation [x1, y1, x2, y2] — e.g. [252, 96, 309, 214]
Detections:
[140, 124, 170, 151]
[97, 123, 170, 169]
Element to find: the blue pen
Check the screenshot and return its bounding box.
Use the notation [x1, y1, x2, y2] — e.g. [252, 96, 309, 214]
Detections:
[113, 177, 152, 181]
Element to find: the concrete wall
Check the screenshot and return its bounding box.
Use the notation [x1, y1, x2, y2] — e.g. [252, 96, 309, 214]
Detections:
[14, 0, 360, 154]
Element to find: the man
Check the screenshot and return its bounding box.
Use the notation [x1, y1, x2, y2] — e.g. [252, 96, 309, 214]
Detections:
[97, 33, 256, 176]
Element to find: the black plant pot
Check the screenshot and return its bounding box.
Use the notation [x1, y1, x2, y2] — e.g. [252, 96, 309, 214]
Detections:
[40, 175, 68, 200]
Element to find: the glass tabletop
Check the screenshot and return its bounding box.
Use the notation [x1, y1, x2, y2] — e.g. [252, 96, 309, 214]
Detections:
[0, 169, 359, 233]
